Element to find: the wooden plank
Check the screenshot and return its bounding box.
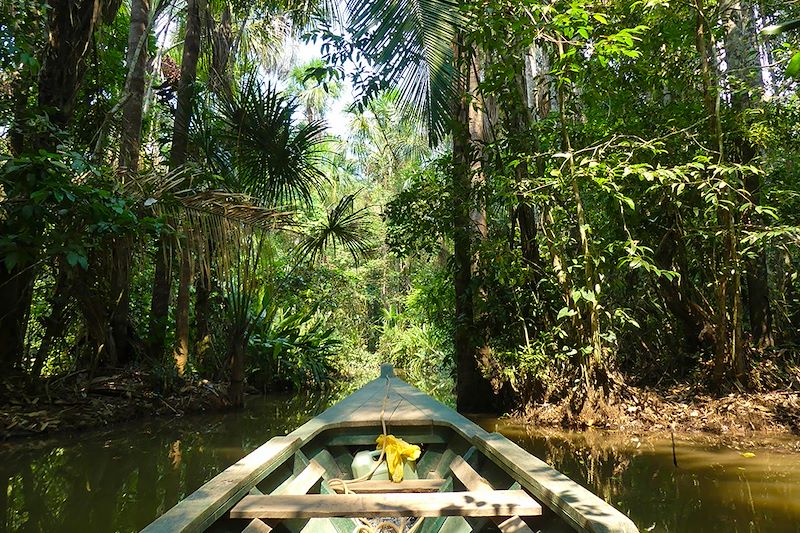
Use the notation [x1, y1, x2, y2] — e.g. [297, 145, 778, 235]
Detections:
[432, 449, 457, 479]
[449, 455, 535, 533]
[449, 456, 493, 492]
[327, 446, 354, 475]
[417, 476, 453, 533]
[309, 449, 346, 479]
[229, 490, 543, 519]
[416, 448, 444, 479]
[242, 519, 273, 533]
[496, 516, 534, 533]
[329, 479, 445, 494]
[245, 459, 326, 533]
[275, 460, 326, 496]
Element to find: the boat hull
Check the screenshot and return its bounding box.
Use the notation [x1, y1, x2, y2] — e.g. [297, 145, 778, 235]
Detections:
[142, 366, 638, 533]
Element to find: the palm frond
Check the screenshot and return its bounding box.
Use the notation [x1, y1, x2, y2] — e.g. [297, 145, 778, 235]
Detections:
[297, 192, 373, 263]
[345, 0, 463, 144]
[214, 75, 329, 207]
[179, 191, 295, 228]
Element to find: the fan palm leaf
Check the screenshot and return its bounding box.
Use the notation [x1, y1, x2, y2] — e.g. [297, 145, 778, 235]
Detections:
[297, 192, 373, 263]
[214, 75, 329, 207]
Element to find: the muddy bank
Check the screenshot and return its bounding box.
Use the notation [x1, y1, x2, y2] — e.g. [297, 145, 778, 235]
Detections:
[0, 370, 230, 440]
[520, 385, 800, 450]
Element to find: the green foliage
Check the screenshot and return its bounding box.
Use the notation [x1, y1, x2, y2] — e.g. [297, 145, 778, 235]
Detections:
[376, 265, 455, 403]
[297, 192, 374, 263]
[249, 303, 341, 391]
[213, 76, 329, 206]
[0, 151, 153, 273]
[385, 157, 452, 256]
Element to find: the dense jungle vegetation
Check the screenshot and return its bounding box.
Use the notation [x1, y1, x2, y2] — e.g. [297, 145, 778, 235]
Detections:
[2, 0, 800, 423]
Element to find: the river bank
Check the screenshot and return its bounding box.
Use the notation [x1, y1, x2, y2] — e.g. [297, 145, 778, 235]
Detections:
[2, 369, 799, 448]
[521, 383, 800, 450]
[0, 369, 230, 440]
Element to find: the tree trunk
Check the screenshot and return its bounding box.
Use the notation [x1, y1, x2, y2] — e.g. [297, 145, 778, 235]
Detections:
[119, 0, 150, 175]
[112, 0, 150, 364]
[169, 0, 201, 169]
[148, 238, 173, 361]
[722, 0, 773, 348]
[147, 0, 201, 360]
[453, 36, 495, 414]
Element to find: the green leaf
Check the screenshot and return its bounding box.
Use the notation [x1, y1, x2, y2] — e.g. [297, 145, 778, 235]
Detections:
[557, 307, 577, 320]
[787, 52, 800, 78]
[4, 252, 19, 272]
[66, 251, 88, 269]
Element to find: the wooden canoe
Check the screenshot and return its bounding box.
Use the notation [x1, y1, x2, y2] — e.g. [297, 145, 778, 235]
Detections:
[142, 365, 639, 533]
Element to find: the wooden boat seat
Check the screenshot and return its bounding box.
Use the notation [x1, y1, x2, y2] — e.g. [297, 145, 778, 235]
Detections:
[229, 490, 543, 520]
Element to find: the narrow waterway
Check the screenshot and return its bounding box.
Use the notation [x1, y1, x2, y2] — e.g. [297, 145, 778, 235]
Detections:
[1, 394, 798, 532]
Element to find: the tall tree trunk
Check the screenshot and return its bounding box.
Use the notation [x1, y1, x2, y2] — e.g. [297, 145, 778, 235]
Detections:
[119, 0, 150, 176]
[148, 0, 201, 360]
[148, 238, 173, 360]
[112, 0, 151, 364]
[453, 37, 495, 413]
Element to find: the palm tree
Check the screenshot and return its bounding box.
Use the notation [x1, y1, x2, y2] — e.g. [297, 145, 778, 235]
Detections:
[287, 58, 343, 123]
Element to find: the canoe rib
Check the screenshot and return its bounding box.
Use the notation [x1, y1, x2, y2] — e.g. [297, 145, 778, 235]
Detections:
[449, 455, 534, 533]
[142, 365, 638, 533]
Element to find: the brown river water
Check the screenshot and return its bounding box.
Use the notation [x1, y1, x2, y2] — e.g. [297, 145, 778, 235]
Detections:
[1, 393, 799, 532]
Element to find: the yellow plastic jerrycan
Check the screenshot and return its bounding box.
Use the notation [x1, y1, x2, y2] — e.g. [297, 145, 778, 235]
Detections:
[351, 449, 418, 481]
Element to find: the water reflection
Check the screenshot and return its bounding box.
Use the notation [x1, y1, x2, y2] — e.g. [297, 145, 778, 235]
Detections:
[481, 421, 800, 533]
[2, 394, 799, 532]
[0, 393, 334, 532]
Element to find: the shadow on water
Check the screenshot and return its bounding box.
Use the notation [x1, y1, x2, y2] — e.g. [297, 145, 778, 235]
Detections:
[1, 392, 799, 533]
[0, 392, 336, 533]
[478, 419, 800, 533]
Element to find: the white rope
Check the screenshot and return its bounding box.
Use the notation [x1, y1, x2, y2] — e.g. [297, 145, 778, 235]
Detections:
[324, 376, 426, 533]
